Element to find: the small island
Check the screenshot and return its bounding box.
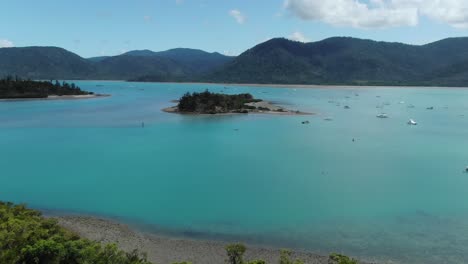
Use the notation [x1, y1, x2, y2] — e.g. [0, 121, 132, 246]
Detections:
[0, 76, 106, 100]
[163, 90, 311, 115]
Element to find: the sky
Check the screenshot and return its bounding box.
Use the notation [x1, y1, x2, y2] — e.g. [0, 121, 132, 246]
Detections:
[1, 0, 468, 58]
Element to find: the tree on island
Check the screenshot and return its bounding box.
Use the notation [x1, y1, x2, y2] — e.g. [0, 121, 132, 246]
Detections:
[0, 76, 92, 99]
[177, 90, 260, 114]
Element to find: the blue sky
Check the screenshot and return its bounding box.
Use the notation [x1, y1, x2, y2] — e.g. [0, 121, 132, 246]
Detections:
[1, 0, 467, 57]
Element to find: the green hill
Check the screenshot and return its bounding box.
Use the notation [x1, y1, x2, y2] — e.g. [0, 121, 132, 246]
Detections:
[205, 37, 468, 86]
[1, 37, 468, 86]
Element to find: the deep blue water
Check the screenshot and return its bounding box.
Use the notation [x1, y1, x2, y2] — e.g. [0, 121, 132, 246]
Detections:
[2, 81, 468, 263]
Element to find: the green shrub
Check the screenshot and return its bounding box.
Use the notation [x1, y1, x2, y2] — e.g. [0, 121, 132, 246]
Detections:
[279, 249, 304, 264]
[329, 253, 358, 264]
[0, 201, 151, 264]
[225, 243, 247, 264]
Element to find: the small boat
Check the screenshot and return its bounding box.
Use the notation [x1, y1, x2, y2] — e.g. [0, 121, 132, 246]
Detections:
[301, 120, 310, 124]
[324, 117, 333, 121]
[408, 119, 417, 125]
[427, 106, 434, 110]
[376, 113, 388, 118]
[344, 105, 351, 109]
[465, 166, 468, 173]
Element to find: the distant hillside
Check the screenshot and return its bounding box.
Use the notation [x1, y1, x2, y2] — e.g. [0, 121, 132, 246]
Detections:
[0, 47, 95, 79]
[0, 47, 233, 81]
[123, 48, 234, 75]
[1, 37, 468, 86]
[205, 37, 468, 86]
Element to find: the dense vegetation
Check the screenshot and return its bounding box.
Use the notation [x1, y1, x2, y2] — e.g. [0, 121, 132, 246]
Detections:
[0, 47, 232, 81]
[0, 201, 150, 264]
[0, 201, 358, 264]
[2, 37, 468, 85]
[205, 37, 468, 86]
[0, 77, 91, 99]
[177, 90, 260, 114]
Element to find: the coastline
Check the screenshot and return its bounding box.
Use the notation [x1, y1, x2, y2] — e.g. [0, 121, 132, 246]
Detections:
[0, 94, 110, 102]
[162, 100, 313, 116]
[52, 215, 371, 264]
[65, 80, 468, 89]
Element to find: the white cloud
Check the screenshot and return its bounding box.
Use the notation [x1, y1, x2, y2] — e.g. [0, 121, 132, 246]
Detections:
[229, 9, 246, 24]
[288, 31, 310, 42]
[0, 39, 13, 48]
[285, 0, 468, 29]
[284, 0, 418, 28]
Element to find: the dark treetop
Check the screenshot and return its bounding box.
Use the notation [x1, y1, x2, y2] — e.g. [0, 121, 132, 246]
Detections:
[0, 76, 92, 99]
[177, 90, 261, 114]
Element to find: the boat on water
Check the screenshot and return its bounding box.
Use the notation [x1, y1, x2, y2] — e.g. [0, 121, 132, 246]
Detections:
[427, 106, 434, 110]
[376, 113, 388, 118]
[408, 119, 417, 125]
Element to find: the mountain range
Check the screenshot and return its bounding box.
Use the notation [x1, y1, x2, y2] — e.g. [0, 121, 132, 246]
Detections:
[1, 37, 468, 86]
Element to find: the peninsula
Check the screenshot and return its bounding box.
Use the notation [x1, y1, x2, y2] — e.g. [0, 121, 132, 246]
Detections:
[163, 90, 311, 115]
[0, 76, 104, 99]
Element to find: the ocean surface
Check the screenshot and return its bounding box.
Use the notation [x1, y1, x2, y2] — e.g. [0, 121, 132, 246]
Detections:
[2, 81, 468, 263]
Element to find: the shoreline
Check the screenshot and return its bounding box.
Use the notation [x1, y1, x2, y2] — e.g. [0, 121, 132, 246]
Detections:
[65, 80, 468, 89]
[51, 215, 371, 264]
[162, 100, 313, 116]
[0, 94, 110, 102]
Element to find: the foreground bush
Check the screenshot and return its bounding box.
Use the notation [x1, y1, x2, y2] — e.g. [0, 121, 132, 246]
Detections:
[0, 201, 150, 264]
[329, 253, 358, 264]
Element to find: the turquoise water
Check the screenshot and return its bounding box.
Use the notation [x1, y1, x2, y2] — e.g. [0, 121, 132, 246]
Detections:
[2, 81, 468, 263]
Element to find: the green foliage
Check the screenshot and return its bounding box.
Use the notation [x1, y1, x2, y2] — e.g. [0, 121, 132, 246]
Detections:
[0, 76, 91, 99]
[0, 201, 151, 264]
[279, 249, 304, 264]
[225, 243, 247, 264]
[247, 260, 266, 264]
[205, 37, 468, 86]
[177, 90, 258, 114]
[329, 253, 358, 264]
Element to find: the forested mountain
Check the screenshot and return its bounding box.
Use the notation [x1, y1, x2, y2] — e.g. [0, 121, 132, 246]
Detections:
[205, 37, 468, 86]
[0, 47, 95, 79]
[1, 37, 468, 86]
[0, 47, 233, 81]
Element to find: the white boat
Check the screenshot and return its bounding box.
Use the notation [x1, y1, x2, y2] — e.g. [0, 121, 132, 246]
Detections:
[408, 119, 417, 125]
[376, 113, 388, 118]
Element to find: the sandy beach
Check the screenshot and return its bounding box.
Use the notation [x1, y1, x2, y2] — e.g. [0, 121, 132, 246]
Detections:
[52, 215, 372, 264]
[0, 94, 110, 102]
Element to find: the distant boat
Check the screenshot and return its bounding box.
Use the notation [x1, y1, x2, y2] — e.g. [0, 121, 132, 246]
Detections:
[465, 166, 468, 173]
[408, 119, 417, 125]
[324, 117, 333, 121]
[376, 113, 388, 118]
[427, 106, 434, 110]
[301, 120, 310, 124]
[344, 105, 351, 109]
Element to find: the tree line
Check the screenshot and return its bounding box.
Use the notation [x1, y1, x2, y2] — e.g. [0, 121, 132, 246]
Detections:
[0, 76, 91, 99]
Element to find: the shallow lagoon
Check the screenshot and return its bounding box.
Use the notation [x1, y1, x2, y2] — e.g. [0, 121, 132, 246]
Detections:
[1, 81, 468, 263]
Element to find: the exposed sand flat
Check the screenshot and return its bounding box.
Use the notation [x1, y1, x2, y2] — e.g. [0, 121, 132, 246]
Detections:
[53, 215, 373, 264]
[0, 94, 110, 102]
[158, 82, 468, 90]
